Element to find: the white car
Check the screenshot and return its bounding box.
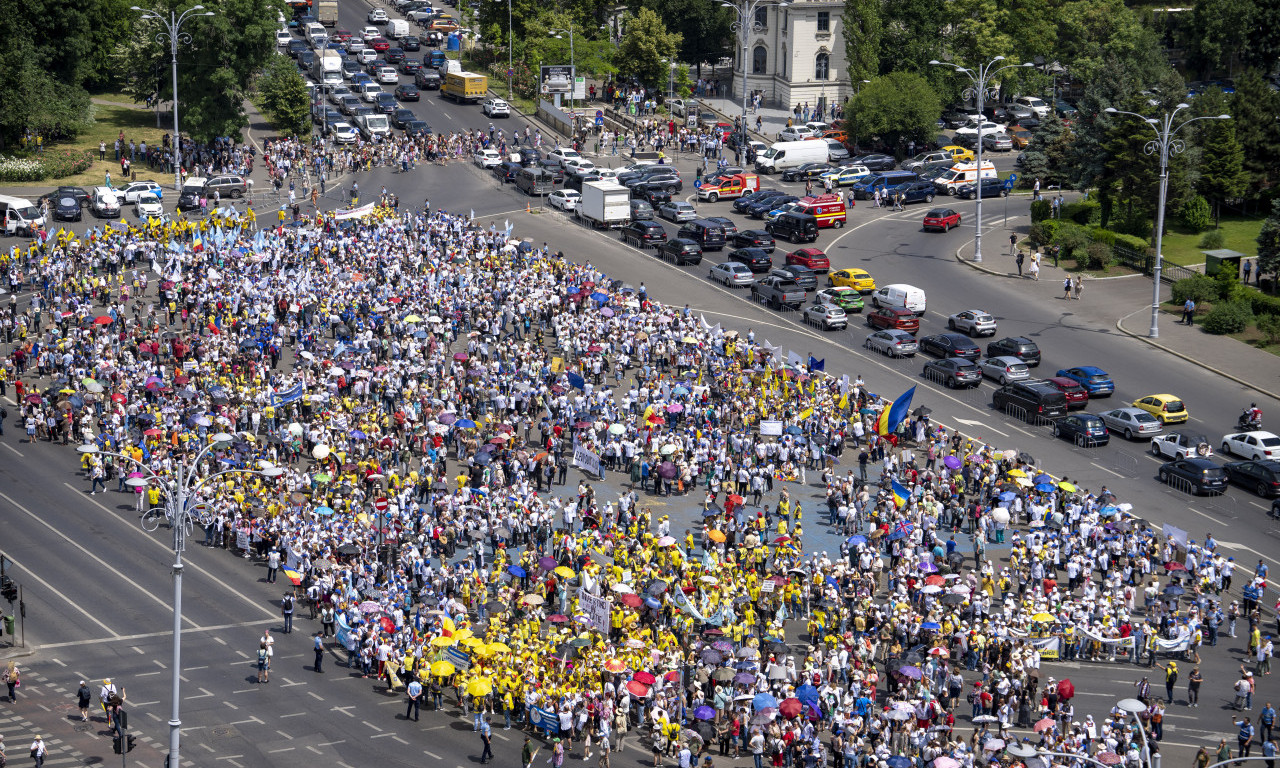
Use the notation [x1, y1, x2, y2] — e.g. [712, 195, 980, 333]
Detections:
[358, 82, 382, 102]
[594, 168, 620, 181]
[367, 8, 389, 23]
[978, 356, 1030, 384]
[709, 261, 755, 287]
[120, 179, 164, 203]
[378, 66, 399, 84]
[545, 147, 582, 167]
[482, 97, 510, 117]
[562, 157, 596, 175]
[547, 190, 581, 212]
[330, 121, 359, 143]
[134, 194, 163, 218]
[1220, 431, 1280, 461]
[948, 309, 998, 337]
[1098, 408, 1163, 440]
[953, 119, 1005, 138]
[777, 126, 815, 142]
[473, 149, 502, 168]
[1151, 431, 1213, 460]
[362, 26, 381, 41]
[276, 29, 293, 46]
[1011, 96, 1049, 118]
[355, 48, 377, 64]
[346, 39, 367, 54]
[825, 139, 849, 161]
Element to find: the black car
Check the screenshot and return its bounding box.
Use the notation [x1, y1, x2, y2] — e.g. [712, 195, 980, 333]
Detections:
[52, 195, 82, 222]
[374, 92, 399, 114]
[733, 189, 785, 214]
[1052, 413, 1110, 447]
[297, 50, 316, 70]
[621, 220, 668, 248]
[415, 69, 441, 89]
[886, 181, 937, 204]
[993, 380, 1068, 420]
[781, 162, 833, 182]
[617, 167, 671, 186]
[518, 147, 542, 166]
[706, 216, 737, 236]
[391, 108, 416, 128]
[287, 39, 308, 57]
[1016, 117, 1041, 130]
[404, 120, 432, 138]
[401, 59, 423, 75]
[385, 47, 405, 63]
[1222, 459, 1280, 497]
[770, 265, 816, 291]
[658, 238, 703, 266]
[492, 161, 522, 183]
[986, 336, 1041, 366]
[365, 58, 388, 75]
[394, 83, 420, 101]
[401, 35, 421, 50]
[38, 185, 90, 210]
[638, 188, 672, 206]
[630, 174, 682, 195]
[342, 60, 363, 79]
[746, 194, 797, 218]
[729, 229, 775, 252]
[956, 178, 1008, 200]
[923, 358, 982, 388]
[1159, 458, 1228, 495]
[726, 247, 772, 273]
[919, 333, 981, 360]
[852, 153, 896, 172]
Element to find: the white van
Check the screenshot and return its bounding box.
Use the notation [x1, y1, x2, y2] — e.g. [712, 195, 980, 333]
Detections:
[754, 140, 829, 174]
[386, 18, 410, 38]
[870, 283, 927, 315]
[932, 161, 997, 195]
[304, 22, 328, 49]
[0, 195, 45, 237]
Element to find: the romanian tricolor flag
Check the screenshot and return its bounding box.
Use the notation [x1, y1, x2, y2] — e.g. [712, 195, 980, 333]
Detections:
[874, 386, 916, 436]
[192, 232, 204, 252]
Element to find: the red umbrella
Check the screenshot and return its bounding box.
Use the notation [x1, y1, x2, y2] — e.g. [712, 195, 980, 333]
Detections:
[664, 670, 680, 682]
[93, 316, 113, 325]
[646, 414, 665, 425]
[924, 575, 945, 586]
[1164, 561, 1186, 572]
[1033, 717, 1055, 733]
[620, 593, 643, 608]
[144, 428, 164, 436]
[548, 614, 569, 623]
[626, 680, 650, 697]
[379, 616, 396, 634]
[1056, 678, 1074, 700]
[632, 671, 656, 685]
[778, 698, 802, 718]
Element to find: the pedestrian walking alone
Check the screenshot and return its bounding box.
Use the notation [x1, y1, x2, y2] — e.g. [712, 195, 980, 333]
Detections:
[257, 641, 270, 683]
[76, 681, 91, 721]
[313, 632, 325, 673]
[479, 715, 494, 763]
[28, 735, 44, 768]
[3, 663, 17, 703]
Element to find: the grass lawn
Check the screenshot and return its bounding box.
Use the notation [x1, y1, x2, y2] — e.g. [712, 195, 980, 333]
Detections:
[0, 97, 170, 190]
[1157, 214, 1264, 267]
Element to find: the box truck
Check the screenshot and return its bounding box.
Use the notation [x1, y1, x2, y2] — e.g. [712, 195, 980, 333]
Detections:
[576, 180, 631, 228]
[753, 140, 828, 174]
[441, 71, 487, 103]
[317, 0, 338, 25]
[312, 50, 343, 86]
[696, 172, 759, 202]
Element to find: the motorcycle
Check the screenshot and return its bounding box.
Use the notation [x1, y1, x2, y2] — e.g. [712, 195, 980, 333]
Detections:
[1237, 411, 1263, 431]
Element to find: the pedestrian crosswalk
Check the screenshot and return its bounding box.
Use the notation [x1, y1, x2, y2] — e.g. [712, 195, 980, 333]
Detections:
[0, 710, 87, 768]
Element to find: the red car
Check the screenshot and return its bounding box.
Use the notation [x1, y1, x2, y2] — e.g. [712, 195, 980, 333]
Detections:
[1043, 376, 1090, 409]
[333, 28, 353, 42]
[923, 207, 961, 232]
[370, 36, 391, 52]
[865, 307, 920, 334]
[785, 247, 830, 273]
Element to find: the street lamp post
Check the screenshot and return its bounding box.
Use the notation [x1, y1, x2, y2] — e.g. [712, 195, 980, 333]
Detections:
[550, 25, 577, 108]
[721, 0, 791, 149]
[505, 0, 512, 99]
[131, 4, 215, 191]
[931, 56, 1033, 263]
[1105, 103, 1230, 338]
[78, 438, 283, 768]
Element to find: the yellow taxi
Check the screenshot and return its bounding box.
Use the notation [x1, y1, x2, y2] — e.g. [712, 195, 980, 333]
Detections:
[941, 145, 975, 163]
[1132, 394, 1189, 424]
[828, 268, 876, 293]
[1010, 127, 1033, 149]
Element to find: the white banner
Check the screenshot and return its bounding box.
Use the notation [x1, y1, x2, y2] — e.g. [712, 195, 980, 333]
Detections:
[573, 444, 602, 477]
[577, 589, 611, 634]
[1163, 523, 1188, 550]
[760, 420, 783, 436]
[333, 202, 376, 220]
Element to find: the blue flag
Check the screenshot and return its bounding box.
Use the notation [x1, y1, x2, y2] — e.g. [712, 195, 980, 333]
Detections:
[808, 356, 825, 372]
[566, 371, 586, 390]
[270, 382, 305, 407]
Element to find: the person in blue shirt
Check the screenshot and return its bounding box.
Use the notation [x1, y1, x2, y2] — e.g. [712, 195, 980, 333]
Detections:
[1262, 702, 1276, 744]
[1236, 716, 1256, 758]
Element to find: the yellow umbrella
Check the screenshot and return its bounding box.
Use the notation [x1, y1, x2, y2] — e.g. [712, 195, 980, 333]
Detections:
[486, 641, 512, 654]
[1058, 481, 1077, 492]
[453, 628, 475, 640]
[460, 636, 484, 648]
[521, 594, 544, 606]
[430, 635, 456, 647]
[429, 660, 456, 676]
[554, 566, 576, 579]
[465, 679, 493, 697]
[405, 315, 423, 323]
[1006, 468, 1027, 478]
[1031, 613, 1056, 622]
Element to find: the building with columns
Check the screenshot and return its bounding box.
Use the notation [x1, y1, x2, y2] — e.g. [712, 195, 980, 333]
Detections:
[730, 0, 851, 116]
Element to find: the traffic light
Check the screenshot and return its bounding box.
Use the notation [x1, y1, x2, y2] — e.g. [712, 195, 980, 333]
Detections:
[0, 576, 15, 603]
[112, 735, 122, 754]
[126, 735, 137, 752]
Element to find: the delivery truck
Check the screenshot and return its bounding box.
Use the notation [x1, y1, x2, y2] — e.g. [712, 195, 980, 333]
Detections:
[311, 50, 343, 86]
[317, 0, 337, 25]
[753, 140, 828, 174]
[576, 180, 631, 228]
[696, 172, 759, 202]
[441, 71, 487, 103]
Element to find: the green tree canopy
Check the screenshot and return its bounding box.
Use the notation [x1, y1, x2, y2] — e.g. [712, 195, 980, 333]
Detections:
[1016, 112, 1074, 189]
[1256, 199, 1280, 283]
[1230, 70, 1280, 195]
[615, 8, 681, 90]
[257, 54, 310, 137]
[842, 0, 881, 85]
[844, 71, 941, 150]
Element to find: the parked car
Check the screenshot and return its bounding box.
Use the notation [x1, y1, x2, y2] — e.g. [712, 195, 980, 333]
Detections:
[120, 180, 165, 203]
[864, 329, 919, 358]
[658, 201, 697, 223]
[981, 133, 1013, 151]
[1098, 408, 1163, 439]
[955, 178, 1008, 199]
[781, 162, 834, 182]
[1221, 459, 1280, 498]
[1052, 413, 1110, 447]
[1150, 431, 1213, 460]
[1158, 458, 1227, 495]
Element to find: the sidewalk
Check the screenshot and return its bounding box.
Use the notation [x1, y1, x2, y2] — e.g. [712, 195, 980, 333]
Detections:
[953, 218, 1280, 401]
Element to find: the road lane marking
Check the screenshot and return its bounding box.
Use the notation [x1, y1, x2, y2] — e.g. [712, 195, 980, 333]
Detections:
[2, 443, 23, 457]
[36, 618, 277, 650]
[1090, 462, 1125, 478]
[424, 751, 442, 760]
[1185, 507, 1226, 526]
[0, 552, 120, 636]
[70, 484, 280, 620]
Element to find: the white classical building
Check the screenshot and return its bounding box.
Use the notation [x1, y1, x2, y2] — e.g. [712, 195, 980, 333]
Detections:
[730, 0, 851, 115]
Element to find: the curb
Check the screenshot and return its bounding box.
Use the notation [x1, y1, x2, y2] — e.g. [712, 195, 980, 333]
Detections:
[953, 238, 1142, 281]
[1115, 306, 1280, 402]
[0, 646, 36, 661]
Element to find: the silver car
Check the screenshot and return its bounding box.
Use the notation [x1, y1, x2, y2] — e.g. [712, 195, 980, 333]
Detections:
[709, 261, 755, 288]
[804, 302, 848, 330]
[1099, 407, 1164, 440]
[864, 329, 918, 358]
[948, 309, 998, 337]
[981, 133, 1013, 151]
[659, 201, 697, 223]
[978, 356, 1030, 384]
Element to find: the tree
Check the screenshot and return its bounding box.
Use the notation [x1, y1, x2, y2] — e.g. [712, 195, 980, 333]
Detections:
[615, 8, 680, 91]
[877, 0, 947, 77]
[1183, 0, 1254, 78]
[1230, 70, 1280, 196]
[637, 0, 730, 78]
[257, 55, 310, 137]
[841, 0, 880, 84]
[1193, 97, 1246, 223]
[1016, 112, 1074, 188]
[1242, 1, 1280, 70]
[845, 72, 941, 151]
[1257, 199, 1280, 285]
[943, 0, 1012, 68]
[1096, 99, 1161, 236]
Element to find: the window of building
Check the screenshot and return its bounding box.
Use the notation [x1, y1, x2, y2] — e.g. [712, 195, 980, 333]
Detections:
[782, 9, 788, 29]
[754, 7, 767, 27]
[752, 45, 767, 74]
[815, 51, 829, 80]
[780, 43, 788, 76]
[817, 11, 830, 31]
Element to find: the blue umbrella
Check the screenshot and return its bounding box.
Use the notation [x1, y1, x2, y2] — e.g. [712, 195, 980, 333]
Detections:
[590, 291, 609, 304]
[644, 596, 662, 609]
[694, 705, 717, 721]
[998, 491, 1017, 501]
[1034, 483, 1055, 492]
[887, 757, 912, 768]
[920, 621, 942, 631]
[794, 684, 819, 706]
[1033, 473, 1052, 484]
[702, 507, 721, 517]
[508, 565, 527, 578]
[752, 693, 778, 711]
[784, 425, 803, 435]
[473, 451, 492, 466]
[315, 506, 335, 516]
[846, 534, 867, 546]
[887, 528, 907, 542]
[456, 419, 477, 429]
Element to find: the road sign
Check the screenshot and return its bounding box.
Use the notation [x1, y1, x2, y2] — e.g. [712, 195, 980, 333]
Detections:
[1008, 173, 1017, 181]
[694, 179, 702, 189]
[373, 497, 389, 512]
[1003, 179, 1015, 190]
[595, 116, 604, 126]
